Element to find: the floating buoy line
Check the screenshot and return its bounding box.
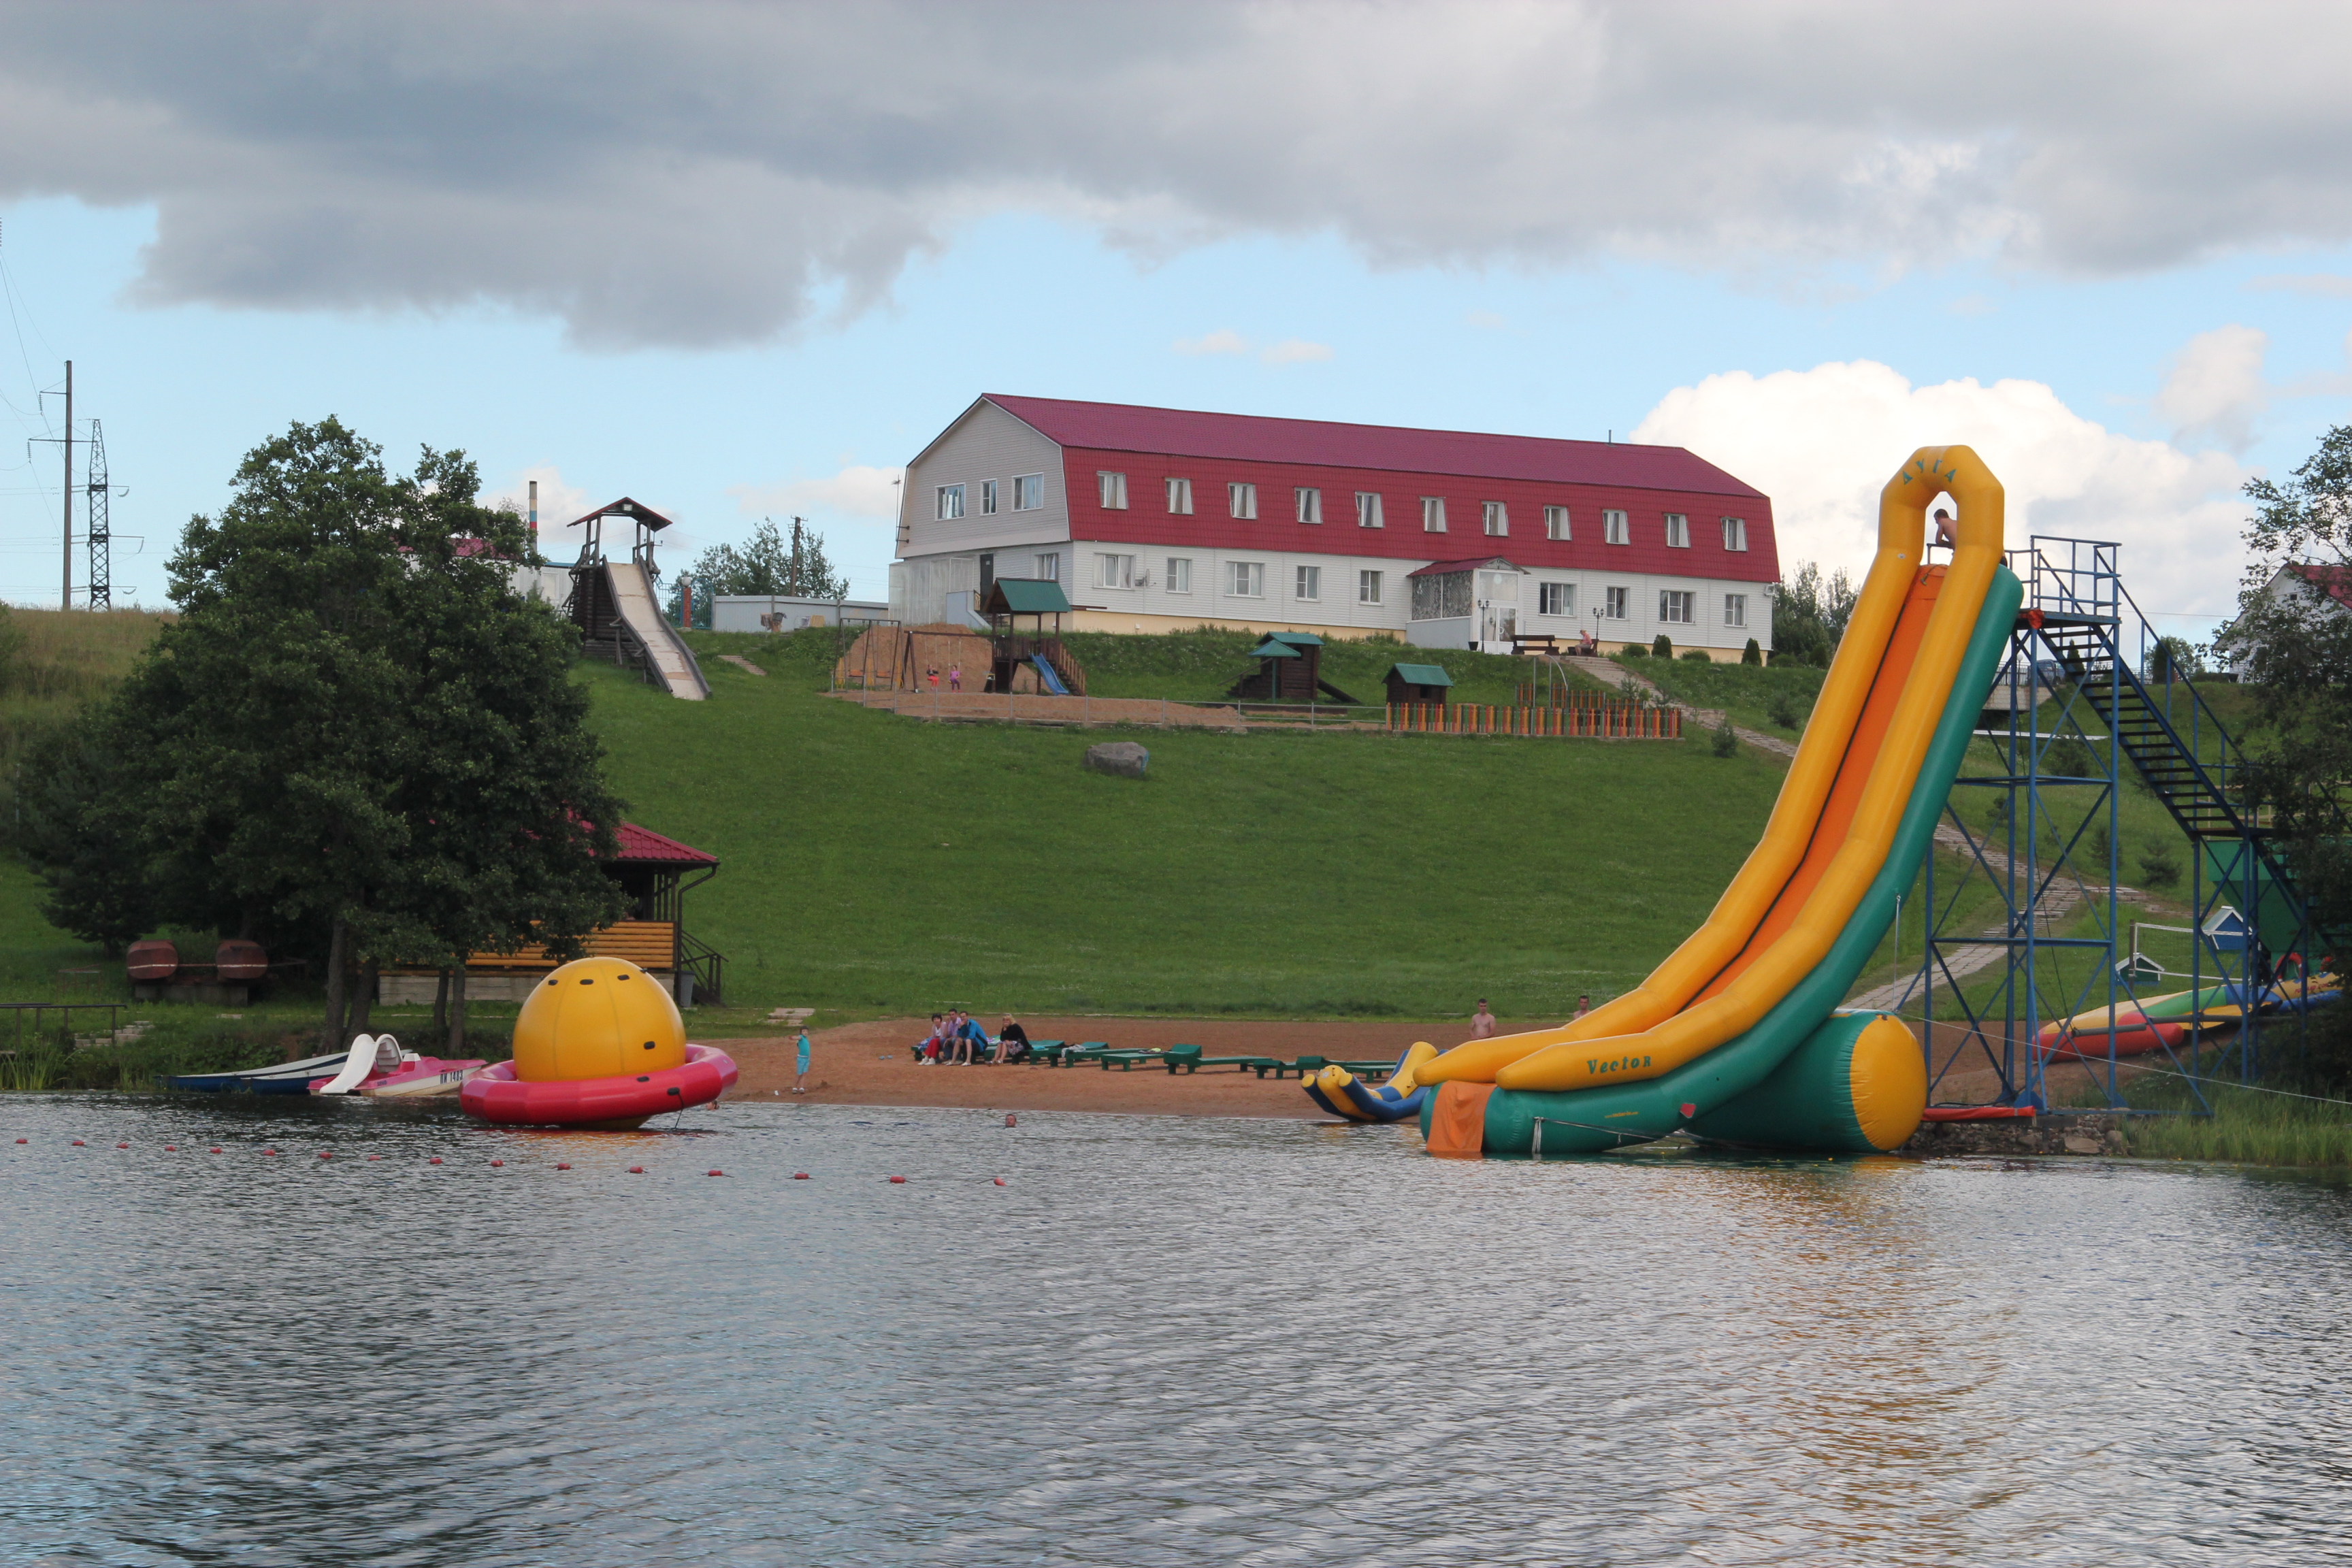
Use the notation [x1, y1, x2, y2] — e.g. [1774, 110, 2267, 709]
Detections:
[7, 1135, 1016, 1185]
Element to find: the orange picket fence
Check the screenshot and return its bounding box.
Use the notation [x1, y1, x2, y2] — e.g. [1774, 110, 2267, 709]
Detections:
[1385, 702, 1682, 738]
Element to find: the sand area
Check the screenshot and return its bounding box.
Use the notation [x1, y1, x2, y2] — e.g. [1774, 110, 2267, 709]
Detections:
[717, 1016, 1472, 1117]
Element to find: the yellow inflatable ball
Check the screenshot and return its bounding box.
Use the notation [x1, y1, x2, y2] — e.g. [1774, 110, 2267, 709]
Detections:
[512, 957, 686, 1082]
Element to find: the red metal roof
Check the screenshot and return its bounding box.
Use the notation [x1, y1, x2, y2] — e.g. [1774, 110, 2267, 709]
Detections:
[986, 395, 1763, 497]
[612, 822, 718, 864]
[2289, 563, 2352, 609]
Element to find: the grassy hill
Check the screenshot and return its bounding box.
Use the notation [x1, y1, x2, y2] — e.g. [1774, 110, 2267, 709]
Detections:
[589, 627, 1780, 1020]
[0, 612, 2236, 1049]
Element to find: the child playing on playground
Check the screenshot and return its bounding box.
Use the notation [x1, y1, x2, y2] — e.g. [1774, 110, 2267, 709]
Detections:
[949, 663, 963, 691]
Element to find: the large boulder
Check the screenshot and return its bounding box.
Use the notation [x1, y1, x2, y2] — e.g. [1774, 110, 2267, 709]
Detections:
[1083, 740, 1149, 779]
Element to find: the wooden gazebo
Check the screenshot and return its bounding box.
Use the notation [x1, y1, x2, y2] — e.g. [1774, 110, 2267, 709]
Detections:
[381, 821, 725, 1007]
[1226, 632, 1361, 703]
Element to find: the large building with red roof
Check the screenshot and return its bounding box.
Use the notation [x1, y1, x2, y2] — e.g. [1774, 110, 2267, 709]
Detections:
[891, 395, 1780, 658]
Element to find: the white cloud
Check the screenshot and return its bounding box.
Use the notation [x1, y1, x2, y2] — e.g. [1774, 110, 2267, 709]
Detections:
[2154, 325, 2269, 451]
[2247, 274, 2352, 298]
[730, 464, 903, 525]
[10, 4, 2352, 346]
[488, 463, 595, 530]
[1631, 360, 2249, 617]
[1260, 338, 1333, 365]
[1175, 327, 1250, 355]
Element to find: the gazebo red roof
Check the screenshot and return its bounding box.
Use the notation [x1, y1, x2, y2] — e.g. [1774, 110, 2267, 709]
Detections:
[611, 822, 718, 865]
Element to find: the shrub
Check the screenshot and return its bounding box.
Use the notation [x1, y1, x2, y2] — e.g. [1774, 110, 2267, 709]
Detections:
[1652, 634, 1673, 659]
[1742, 638, 1762, 666]
[1680, 649, 1711, 663]
[1711, 715, 1739, 757]
[2138, 843, 2182, 888]
[1620, 644, 1647, 658]
[1767, 689, 1805, 730]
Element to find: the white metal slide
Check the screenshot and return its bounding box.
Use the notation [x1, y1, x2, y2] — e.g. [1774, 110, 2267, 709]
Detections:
[606, 558, 710, 700]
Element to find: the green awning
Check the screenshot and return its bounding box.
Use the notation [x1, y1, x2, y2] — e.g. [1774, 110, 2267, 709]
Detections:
[1247, 640, 1303, 659]
[1265, 631, 1324, 648]
[983, 578, 1072, 615]
[1388, 662, 1453, 687]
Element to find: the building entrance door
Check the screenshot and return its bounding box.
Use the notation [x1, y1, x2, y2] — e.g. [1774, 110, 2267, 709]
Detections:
[979, 553, 995, 595]
[1476, 570, 1521, 649]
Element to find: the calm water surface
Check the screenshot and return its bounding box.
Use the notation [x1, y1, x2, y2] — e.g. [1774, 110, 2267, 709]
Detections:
[2, 1095, 2349, 1566]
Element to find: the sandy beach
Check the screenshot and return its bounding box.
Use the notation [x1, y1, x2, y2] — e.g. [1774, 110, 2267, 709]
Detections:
[715, 1014, 2158, 1122]
[715, 1015, 1471, 1117]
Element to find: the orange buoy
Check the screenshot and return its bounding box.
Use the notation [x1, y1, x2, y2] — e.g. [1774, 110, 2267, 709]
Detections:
[706, 1169, 723, 1177]
[994, 1177, 1007, 1186]
[489, 1159, 504, 1167]
[793, 1172, 810, 1179]
[429, 1157, 443, 1165]
[888, 1175, 906, 1183]
[629, 1165, 644, 1173]
[557, 1162, 572, 1170]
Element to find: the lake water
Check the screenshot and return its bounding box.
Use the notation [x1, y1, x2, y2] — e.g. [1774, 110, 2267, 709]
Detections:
[3, 1096, 2349, 1567]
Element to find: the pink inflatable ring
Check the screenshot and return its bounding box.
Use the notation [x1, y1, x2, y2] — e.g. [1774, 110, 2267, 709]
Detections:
[461, 1044, 739, 1130]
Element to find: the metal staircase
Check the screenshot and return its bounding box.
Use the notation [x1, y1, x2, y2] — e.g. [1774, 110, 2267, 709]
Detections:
[1912, 538, 2339, 1113]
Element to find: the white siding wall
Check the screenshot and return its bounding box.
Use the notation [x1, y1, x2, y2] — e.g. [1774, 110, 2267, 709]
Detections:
[1071, 540, 1419, 633]
[900, 402, 1070, 558]
[1516, 569, 1771, 653]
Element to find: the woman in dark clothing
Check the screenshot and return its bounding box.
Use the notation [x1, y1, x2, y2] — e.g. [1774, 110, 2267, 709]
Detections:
[994, 1015, 1032, 1064]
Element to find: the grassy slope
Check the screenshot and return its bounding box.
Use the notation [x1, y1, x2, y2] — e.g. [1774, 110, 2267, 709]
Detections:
[600, 629, 1775, 1019]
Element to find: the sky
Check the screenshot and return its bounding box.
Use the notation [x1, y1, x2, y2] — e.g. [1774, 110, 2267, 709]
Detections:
[3, 1, 2351, 643]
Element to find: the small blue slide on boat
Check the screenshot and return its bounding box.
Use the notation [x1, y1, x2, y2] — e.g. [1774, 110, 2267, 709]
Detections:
[1305, 1043, 1440, 1123]
[1030, 654, 1071, 696]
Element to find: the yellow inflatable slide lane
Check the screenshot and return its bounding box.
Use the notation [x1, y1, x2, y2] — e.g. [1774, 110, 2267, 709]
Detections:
[1419, 446, 2006, 1099]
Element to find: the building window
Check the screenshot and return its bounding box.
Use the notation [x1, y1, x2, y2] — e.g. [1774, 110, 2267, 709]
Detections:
[1538, 582, 1573, 616]
[1167, 557, 1192, 593]
[1603, 509, 1629, 545]
[1483, 500, 1508, 537]
[1660, 589, 1693, 624]
[1228, 561, 1264, 598]
[1166, 477, 1193, 514]
[1228, 482, 1257, 519]
[1098, 553, 1136, 589]
[1725, 593, 1746, 627]
[1665, 513, 1689, 549]
[1422, 496, 1447, 533]
[1034, 552, 1060, 583]
[1410, 571, 1474, 621]
[1098, 472, 1128, 509]
[1356, 491, 1384, 529]
[1722, 516, 1747, 551]
[1013, 473, 1045, 511]
[1544, 505, 1570, 540]
[1604, 585, 1629, 619]
[980, 479, 1000, 516]
[936, 484, 966, 521]
[1295, 487, 1322, 524]
[1295, 564, 1321, 601]
[1358, 570, 1382, 604]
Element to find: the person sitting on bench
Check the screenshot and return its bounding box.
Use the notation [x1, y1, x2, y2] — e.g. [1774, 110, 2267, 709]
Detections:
[913, 1013, 949, 1064]
[994, 1015, 1032, 1064]
[947, 1009, 990, 1065]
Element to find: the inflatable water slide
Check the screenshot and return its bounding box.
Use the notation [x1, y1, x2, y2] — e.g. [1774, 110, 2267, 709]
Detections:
[1418, 446, 2022, 1158]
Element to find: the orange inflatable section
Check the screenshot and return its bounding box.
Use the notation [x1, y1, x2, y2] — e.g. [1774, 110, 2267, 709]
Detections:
[1693, 568, 1946, 1004]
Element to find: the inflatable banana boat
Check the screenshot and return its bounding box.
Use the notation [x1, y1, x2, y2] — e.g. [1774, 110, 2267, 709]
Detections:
[1305, 1043, 1439, 1122]
[2039, 972, 2341, 1061]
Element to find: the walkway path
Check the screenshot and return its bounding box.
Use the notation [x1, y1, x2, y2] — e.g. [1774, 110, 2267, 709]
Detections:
[1556, 654, 1798, 758]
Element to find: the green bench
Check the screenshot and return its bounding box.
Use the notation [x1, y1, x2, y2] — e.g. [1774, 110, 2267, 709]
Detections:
[1015, 1039, 1066, 1065]
[1057, 1041, 1115, 1067]
[1160, 1044, 1281, 1075]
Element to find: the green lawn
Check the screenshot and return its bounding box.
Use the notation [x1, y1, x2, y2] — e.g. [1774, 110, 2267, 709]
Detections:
[1616, 652, 1827, 742]
[591, 628, 1778, 1019]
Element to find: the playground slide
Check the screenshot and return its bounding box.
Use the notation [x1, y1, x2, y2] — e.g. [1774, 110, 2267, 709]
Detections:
[1030, 653, 1071, 696]
[1418, 446, 2019, 1157]
[606, 558, 710, 700]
